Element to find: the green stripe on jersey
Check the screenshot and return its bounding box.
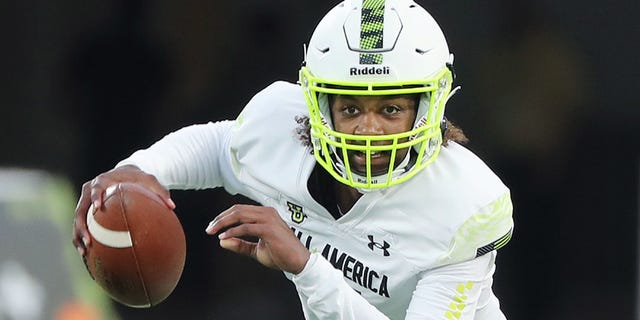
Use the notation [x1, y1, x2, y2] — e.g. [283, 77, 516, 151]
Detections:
[437, 192, 514, 265]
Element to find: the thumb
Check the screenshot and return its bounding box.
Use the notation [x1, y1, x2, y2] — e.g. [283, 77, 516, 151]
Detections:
[219, 238, 257, 259]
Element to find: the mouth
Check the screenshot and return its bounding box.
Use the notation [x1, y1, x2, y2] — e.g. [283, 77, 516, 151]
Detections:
[353, 150, 387, 159]
[349, 150, 392, 176]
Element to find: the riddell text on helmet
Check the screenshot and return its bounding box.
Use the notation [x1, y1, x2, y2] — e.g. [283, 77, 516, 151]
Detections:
[349, 66, 390, 76]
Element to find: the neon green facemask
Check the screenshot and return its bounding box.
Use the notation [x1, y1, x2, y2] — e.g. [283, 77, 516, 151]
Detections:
[299, 66, 453, 190]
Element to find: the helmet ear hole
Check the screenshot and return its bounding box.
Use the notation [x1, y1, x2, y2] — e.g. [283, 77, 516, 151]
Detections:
[446, 62, 456, 81]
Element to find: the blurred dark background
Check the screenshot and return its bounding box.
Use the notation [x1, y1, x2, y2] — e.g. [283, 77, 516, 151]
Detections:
[1, 0, 638, 319]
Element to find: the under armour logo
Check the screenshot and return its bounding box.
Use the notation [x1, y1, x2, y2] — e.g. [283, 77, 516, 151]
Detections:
[367, 235, 390, 256]
[287, 201, 306, 224]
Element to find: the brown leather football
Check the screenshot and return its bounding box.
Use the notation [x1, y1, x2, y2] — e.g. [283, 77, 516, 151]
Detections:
[84, 182, 186, 308]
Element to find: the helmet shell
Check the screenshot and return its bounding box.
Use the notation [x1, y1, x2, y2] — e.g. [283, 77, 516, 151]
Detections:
[305, 0, 450, 84]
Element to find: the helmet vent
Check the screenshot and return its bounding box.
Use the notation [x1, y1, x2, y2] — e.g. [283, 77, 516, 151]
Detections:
[415, 48, 433, 55]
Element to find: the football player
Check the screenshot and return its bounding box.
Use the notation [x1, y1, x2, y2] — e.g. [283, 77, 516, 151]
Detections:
[73, 0, 513, 318]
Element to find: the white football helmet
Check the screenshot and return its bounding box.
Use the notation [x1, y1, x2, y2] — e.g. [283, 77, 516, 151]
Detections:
[299, 0, 455, 190]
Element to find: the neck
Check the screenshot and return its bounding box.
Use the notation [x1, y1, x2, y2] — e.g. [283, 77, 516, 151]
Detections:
[334, 180, 362, 214]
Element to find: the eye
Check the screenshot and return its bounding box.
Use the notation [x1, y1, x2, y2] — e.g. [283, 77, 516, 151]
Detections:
[383, 104, 401, 115]
[342, 105, 359, 115]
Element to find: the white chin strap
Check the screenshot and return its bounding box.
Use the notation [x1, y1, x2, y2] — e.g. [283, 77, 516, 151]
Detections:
[445, 86, 461, 105]
[332, 150, 412, 193]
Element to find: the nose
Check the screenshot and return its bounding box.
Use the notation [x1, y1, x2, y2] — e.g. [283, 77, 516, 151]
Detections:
[354, 112, 383, 135]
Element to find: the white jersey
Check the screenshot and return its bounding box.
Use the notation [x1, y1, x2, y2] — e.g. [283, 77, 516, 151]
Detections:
[118, 81, 514, 320]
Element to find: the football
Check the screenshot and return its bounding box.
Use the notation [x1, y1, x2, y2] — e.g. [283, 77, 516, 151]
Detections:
[84, 182, 186, 308]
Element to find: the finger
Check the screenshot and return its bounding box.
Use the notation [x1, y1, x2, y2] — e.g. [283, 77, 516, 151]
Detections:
[143, 183, 175, 210]
[139, 175, 175, 210]
[219, 238, 258, 258]
[206, 205, 259, 234]
[154, 190, 175, 210]
[118, 166, 175, 210]
[217, 223, 264, 241]
[71, 227, 86, 256]
[165, 197, 176, 210]
[89, 179, 105, 211]
[72, 182, 95, 254]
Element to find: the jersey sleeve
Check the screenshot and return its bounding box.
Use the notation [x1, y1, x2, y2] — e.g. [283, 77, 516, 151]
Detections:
[436, 192, 514, 267]
[292, 253, 390, 320]
[116, 120, 243, 192]
[405, 252, 506, 320]
[292, 252, 506, 320]
[115, 81, 307, 198]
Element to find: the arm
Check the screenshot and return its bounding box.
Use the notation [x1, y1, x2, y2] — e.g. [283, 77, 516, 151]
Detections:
[205, 205, 389, 320]
[117, 120, 237, 190]
[405, 252, 506, 320]
[292, 253, 390, 320]
[292, 251, 504, 320]
[73, 120, 237, 256]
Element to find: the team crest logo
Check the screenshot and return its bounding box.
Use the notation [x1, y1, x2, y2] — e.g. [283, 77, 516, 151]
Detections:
[367, 235, 390, 256]
[287, 201, 306, 224]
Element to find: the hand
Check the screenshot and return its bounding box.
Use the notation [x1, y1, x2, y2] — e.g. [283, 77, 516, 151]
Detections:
[72, 165, 175, 257]
[205, 204, 310, 274]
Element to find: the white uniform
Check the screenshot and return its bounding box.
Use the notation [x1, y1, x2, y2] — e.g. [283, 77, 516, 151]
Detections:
[118, 81, 514, 320]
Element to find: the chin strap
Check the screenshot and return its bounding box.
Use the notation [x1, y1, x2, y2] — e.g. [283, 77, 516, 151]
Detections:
[445, 85, 461, 105]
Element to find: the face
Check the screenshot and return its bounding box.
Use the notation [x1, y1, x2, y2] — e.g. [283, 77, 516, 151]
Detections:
[330, 94, 418, 176]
